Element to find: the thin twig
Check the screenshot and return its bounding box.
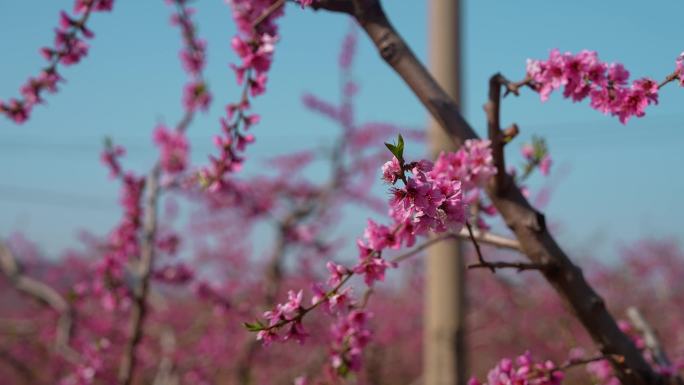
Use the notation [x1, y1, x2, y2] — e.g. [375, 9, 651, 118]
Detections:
[556, 354, 623, 372]
[252, 0, 286, 28]
[461, 226, 521, 250]
[390, 228, 521, 265]
[502, 76, 534, 97]
[658, 71, 680, 89]
[468, 260, 547, 272]
[465, 221, 494, 272]
[391, 233, 457, 264]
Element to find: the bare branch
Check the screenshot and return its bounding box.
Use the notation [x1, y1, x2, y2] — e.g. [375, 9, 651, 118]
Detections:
[465, 221, 494, 272]
[0, 318, 38, 335]
[311, 0, 354, 14]
[462, 226, 521, 250]
[627, 307, 684, 385]
[557, 354, 624, 372]
[0, 239, 77, 360]
[486, 74, 511, 193]
[391, 233, 458, 264]
[468, 260, 547, 272]
[391, 228, 520, 265]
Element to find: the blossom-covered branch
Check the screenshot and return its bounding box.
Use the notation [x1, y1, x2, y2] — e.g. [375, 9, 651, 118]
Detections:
[0, 0, 114, 123]
[246, 136, 500, 374]
[523, 49, 684, 124]
[198, 0, 286, 191]
[114, 2, 204, 383]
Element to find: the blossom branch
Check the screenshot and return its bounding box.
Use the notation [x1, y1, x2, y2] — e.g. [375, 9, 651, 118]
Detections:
[250, 225, 519, 337]
[316, 1, 662, 384]
[248, 273, 354, 335]
[115, 2, 207, 381]
[0, 0, 112, 123]
[117, 165, 161, 385]
[235, 208, 312, 385]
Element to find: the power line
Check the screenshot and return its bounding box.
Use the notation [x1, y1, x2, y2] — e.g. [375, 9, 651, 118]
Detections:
[0, 184, 114, 211]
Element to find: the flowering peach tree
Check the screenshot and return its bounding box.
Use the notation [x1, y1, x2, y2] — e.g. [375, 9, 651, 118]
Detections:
[2, 1, 684, 385]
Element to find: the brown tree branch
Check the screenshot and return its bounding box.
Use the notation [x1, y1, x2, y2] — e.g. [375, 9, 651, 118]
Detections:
[461, 226, 521, 251]
[0, 240, 77, 361]
[118, 165, 162, 385]
[311, 0, 354, 14]
[486, 74, 509, 193]
[465, 221, 495, 272]
[117, 83, 196, 384]
[316, 1, 662, 384]
[556, 353, 624, 372]
[467, 260, 547, 272]
[391, 229, 520, 265]
[253, 0, 286, 28]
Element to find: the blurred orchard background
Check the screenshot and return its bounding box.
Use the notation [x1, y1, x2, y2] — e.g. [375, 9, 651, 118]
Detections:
[0, 1, 683, 385]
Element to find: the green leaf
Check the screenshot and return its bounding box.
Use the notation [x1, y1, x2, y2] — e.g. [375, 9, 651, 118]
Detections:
[397, 134, 404, 155]
[384, 142, 397, 155]
[384, 134, 406, 162]
[243, 321, 264, 332]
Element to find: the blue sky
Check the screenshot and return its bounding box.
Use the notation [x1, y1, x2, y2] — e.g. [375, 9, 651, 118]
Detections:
[1, 1, 683, 259]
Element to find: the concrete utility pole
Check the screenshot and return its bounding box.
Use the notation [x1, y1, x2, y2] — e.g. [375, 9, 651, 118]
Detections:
[424, 1, 466, 385]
